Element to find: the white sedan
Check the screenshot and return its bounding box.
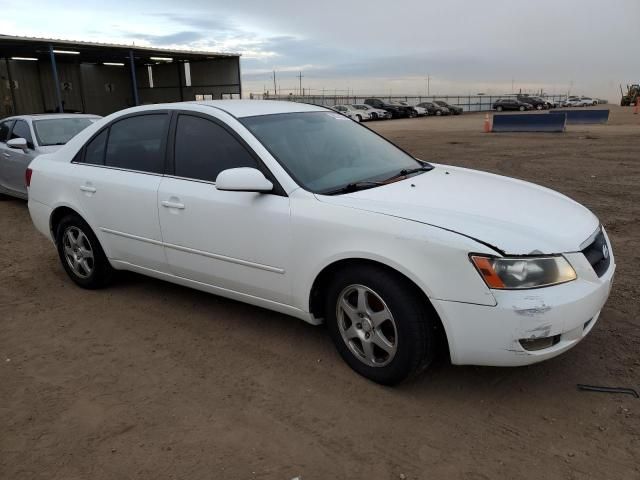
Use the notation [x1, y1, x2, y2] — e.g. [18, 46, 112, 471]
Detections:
[351, 104, 391, 120]
[330, 104, 370, 122]
[26, 101, 615, 385]
[563, 98, 591, 107]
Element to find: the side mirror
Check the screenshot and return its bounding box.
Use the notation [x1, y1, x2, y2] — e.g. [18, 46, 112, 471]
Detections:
[215, 167, 273, 193]
[7, 137, 28, 152]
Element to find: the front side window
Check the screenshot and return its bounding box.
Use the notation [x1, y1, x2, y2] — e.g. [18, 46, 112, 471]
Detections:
[10, 120, 34, 148]
[105, 114, 168, 173]
[242, 111, 424, 193]
[174, 115, 258, 182]
[33, 117, 96, 146]
[0, 120, 13, 142]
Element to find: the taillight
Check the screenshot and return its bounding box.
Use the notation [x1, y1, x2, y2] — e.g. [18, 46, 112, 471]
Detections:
[25, 168, 33, 187]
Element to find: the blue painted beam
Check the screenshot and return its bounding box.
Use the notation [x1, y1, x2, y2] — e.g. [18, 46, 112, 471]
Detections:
[549, 109, 609, 124]
[492, 113, 566, 133]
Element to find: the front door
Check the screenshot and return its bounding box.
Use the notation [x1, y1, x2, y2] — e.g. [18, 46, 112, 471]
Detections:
[158, 113, 292, 304]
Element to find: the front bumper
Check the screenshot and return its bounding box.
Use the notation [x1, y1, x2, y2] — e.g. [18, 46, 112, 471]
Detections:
[432, 249, 615, 367]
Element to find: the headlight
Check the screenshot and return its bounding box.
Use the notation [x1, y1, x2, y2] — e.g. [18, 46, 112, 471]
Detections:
[470, 255, 576, 289]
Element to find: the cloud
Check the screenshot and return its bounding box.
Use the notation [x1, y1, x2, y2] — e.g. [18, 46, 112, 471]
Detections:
[0, 0, 635, 99]
[129, 30, 205, 45]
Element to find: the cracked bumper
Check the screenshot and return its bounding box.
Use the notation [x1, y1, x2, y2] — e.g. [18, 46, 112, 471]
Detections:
[432, 252, 615, 367]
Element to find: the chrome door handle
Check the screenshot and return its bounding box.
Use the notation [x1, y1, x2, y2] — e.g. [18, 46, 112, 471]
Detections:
[161, 200, 185, 209]
[2, 153, 10, 158]
[80, 185, 96, 193]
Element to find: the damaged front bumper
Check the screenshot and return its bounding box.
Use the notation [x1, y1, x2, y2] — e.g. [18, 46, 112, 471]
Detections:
[432, 250, 615, 367]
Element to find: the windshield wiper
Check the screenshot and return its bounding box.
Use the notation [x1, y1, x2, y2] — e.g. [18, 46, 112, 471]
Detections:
[383, 164, 433, 182]
[322, 181, 385, 195]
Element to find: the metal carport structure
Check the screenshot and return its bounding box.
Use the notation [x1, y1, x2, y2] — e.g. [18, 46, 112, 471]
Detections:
[0, 35, 241, 118]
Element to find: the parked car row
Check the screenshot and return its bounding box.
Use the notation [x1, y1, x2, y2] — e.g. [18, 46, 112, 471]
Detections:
[492, 95, 604, 112]
[331, 98, 464, 121]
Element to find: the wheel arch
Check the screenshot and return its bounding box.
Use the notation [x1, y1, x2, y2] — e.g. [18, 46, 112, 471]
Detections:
[308, 257, 451, 358]
[50, 205, 85, 240]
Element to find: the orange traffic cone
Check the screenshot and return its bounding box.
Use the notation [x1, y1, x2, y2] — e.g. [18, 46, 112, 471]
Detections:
[483, 113, 492, 132]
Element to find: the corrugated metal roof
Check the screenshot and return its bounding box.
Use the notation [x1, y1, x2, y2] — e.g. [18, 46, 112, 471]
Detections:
[0, 34, 240, 58]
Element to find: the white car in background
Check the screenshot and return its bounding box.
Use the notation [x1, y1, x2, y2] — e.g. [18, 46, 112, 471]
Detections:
[398, 101, 428, 116]
[563, 98, 590, 107]
[26, 101, 615, 385]
[580, 97, 598, 106]
[0, 114, 100, 199]
[330, 104, 370, 122]
[352, 104, 391, 120]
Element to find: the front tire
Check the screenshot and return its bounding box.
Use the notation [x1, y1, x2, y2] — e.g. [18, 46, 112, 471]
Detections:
[496, 106, 503, 112]
[355, 114, 362, 122]
[55, 214, 114, 289]
[519, 106, 525, 111]
[325, 265, 437, 385]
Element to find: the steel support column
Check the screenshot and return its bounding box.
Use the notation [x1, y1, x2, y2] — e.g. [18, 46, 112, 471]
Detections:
[236, 57, 242, 99]
[48, 45, 64, 113]
[129, 50, 139, 106]
[4, 58, 17, 115]
[177, 61, 184, 101]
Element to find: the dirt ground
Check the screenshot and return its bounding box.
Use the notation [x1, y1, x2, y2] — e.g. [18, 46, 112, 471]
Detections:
[1, 105, 639, 480]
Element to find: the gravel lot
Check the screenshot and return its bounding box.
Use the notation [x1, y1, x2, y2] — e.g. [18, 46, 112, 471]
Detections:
[1, 105, 639, 479]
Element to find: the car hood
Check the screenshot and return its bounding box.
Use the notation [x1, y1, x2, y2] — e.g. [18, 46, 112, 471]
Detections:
[316, 165, 598, 254]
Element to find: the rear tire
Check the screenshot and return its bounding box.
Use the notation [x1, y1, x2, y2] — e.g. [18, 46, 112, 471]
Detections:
[519, 106, 525, 111]
[355, 114, 362, 122]
[55, 214, 114, 289]
[436, 110, 442, 116]
[496, 106, 503, 112]
[325, 265, 437, 385]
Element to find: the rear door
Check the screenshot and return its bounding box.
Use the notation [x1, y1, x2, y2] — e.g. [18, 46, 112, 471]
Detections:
[157, 112, 292, 304]
[1, 119, 36, 197]
[71, 111, 170, 271]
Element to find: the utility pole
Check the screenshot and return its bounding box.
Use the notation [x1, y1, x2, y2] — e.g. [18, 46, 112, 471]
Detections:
[273, 70, 277, 97]
[426, 74, 431, 96]
[297, 71, 304, 96]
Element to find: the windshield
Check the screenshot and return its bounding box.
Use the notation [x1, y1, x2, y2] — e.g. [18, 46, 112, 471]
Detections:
[241, 112, 424, 194]
[353, 105, 368, 110]
[33, 117, 96, 146]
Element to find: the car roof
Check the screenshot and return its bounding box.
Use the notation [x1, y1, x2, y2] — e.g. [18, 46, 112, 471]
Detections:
[3, 113, 101, 121]
[191, 100, 326, 118]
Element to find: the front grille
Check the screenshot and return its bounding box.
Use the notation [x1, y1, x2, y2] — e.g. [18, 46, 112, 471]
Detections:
[581, 229, 610, 277]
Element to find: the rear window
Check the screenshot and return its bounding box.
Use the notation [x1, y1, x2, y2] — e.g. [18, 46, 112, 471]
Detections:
[104, 114, 168, 174]
[83, 129, 108, 165]
[33, 117, 96, 146]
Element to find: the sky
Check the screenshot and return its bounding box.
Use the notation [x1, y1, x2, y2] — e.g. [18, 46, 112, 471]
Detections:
[0, 0, 638, 100]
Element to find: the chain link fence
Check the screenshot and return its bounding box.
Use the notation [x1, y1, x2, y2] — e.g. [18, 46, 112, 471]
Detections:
[252, 93, 573, 112]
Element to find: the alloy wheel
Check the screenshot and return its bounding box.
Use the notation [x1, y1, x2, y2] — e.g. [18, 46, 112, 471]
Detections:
[62, 226, 95, 279]
[336, 284, 398, 367]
